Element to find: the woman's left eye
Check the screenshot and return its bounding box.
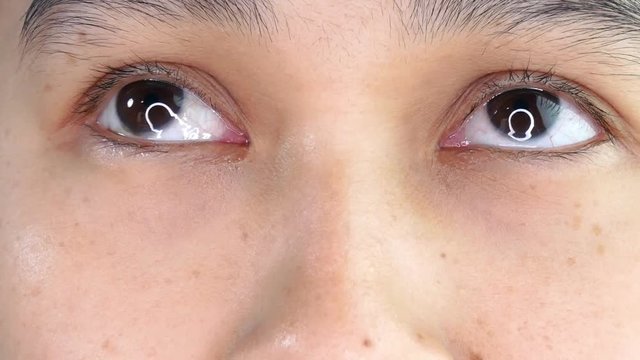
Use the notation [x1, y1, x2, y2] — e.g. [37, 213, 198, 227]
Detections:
[440, 88, 604, 150]
[96, 80, 247, 144]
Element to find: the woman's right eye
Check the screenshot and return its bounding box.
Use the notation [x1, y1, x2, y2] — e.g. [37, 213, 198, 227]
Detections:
[96, 80, 248, 144]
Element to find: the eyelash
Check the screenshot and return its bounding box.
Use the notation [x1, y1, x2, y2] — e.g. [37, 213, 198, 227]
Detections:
[465, 68, 615, 144]
[77, 61, 212, 116]
[77, 61, 233, 154]
[75, 62, 615, 158]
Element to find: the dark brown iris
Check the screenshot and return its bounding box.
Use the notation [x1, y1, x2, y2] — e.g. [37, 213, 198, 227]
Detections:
[116, 80, 184, 135]
[486, 89, 560, 141]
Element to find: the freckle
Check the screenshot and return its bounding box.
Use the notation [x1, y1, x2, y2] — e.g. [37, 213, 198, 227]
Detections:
[57, 241, 65, 248]
[597, 243, 606, 256]
[416, 332, 425, 342]
[146, 347, 158, 356]
[82, 196, 91, 204]
[574, 202, 582, 208]
[440, 252, 447, 259]
[43, 83, 52, 93]
[571, 215, 582, 230]
[163, 278, 172, 285]
[362, 338, 373, 348]
[241, 232, 249, 242]
[592, 224, 603, 237]
[191, 269, 201, 279]
[29, 287, 42, 297]
[566, 257, 576, 266]
[529, 184, 537, 190]
[101, 338, 116, 353]
[470, 351, 484, 360]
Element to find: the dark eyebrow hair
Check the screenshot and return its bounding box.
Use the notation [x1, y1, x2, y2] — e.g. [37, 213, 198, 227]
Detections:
[20, 0, 640, 67]
[21, 0, 279, 56]
[403, 0, 640, 43]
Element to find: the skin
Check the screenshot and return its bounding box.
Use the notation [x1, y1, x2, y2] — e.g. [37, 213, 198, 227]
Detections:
[2, 0, 640, 358]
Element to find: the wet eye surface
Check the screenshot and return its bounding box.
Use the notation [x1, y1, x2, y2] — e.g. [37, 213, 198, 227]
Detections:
[116, 80, 184, 135]
[487, 89, 559, 142]
[441, 88, 604, 151]
[97, 80, 247, 144]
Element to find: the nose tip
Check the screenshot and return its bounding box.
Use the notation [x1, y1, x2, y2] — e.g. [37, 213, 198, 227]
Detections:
[225, 250, 455, 360]
[229, 315, 455, 360]
[223, 119, 455, 359]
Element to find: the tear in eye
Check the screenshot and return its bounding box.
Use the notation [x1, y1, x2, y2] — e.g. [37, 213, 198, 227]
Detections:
[96, 80, 247, 144]
[441, 88, 602, 151]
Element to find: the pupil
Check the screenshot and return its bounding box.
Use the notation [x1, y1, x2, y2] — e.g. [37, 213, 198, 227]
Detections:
[486, 89, 560, 141]
[116, 80, 185, 135]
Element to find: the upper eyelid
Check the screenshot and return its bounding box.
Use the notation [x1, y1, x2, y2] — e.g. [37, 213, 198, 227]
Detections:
[77, 62, 190, 115]
[466, 71, 610, 129]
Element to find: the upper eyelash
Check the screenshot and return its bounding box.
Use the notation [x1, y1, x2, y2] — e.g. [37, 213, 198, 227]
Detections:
[78, 62, 615, 156]
[470, 68, 615, 143]
[76, 61, 211, 116]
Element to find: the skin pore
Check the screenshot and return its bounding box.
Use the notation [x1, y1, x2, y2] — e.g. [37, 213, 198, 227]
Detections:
[2, 0, 640, 358]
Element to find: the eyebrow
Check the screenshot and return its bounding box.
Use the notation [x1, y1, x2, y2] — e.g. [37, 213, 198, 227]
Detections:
[21, 0, 279, 56]
[21, 0, 640, 65]
[403, 0, 640, 44]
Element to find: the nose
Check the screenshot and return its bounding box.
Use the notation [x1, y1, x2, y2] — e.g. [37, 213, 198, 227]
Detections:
[227, 105, 457, 359]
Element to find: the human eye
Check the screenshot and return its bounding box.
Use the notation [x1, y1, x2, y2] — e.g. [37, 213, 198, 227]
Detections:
[439, 71, 611, 153]
[80, 62, 248, 150]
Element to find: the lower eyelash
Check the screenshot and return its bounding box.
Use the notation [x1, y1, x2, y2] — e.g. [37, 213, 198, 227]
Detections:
[87, 125, 170, 155]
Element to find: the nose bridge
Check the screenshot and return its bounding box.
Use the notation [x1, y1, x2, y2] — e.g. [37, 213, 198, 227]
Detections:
[230, 97, 454, 358]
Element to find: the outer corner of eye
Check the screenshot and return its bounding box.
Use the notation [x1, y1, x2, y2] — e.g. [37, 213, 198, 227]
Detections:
[439, 88, 605, 152]
[95, 79, 249, 145]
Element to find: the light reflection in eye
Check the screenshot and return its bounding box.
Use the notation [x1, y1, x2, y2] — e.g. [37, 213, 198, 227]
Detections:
[441, 88, 602, 150]
[96, 80, 247, 144]
[143, 102, 214, 140]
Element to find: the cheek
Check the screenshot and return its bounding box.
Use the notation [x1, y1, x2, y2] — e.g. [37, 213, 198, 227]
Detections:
[0, 149, 256, 357]
[439, 161, 640, 358]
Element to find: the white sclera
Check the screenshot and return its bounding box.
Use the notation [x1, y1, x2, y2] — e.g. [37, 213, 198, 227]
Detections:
[444, 95, 599, 149]
[98, 87, 234, 142]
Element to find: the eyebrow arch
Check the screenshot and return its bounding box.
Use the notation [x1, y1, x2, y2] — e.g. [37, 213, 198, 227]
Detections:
[21, 0, 279, 56]
[403, 0, 640, 43]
